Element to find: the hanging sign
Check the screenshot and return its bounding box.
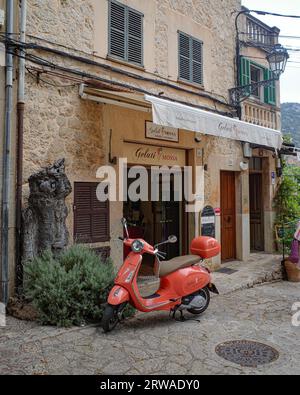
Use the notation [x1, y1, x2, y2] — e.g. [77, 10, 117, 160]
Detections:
[201, 206, 216, 238]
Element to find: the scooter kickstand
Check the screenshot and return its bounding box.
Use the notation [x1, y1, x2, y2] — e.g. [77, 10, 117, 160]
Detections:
[170, 308, 186, 322]
[178, 311, 186, 322]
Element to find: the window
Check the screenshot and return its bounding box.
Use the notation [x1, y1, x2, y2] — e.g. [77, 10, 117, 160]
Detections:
[178, 32, 203, 86]
[108, 0, 143, 67]
[250, 157, 263, 171]
[240, 57, 276, 105]
[250, 65, 262, 98]
[74, 183, 110, 244]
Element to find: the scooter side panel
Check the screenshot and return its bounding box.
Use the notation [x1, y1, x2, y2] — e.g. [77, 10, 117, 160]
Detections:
[108, 286, 130, 306]
[160, 266, 211, 297]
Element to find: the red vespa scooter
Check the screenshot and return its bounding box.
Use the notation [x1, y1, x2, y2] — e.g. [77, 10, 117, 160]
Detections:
[102, 218, 220, 332]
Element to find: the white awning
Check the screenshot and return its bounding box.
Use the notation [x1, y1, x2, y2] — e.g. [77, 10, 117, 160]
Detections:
[145, 95, 283, 150]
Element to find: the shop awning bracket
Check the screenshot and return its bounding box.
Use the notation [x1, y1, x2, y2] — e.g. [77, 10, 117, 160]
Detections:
[79, 84, 151, 113]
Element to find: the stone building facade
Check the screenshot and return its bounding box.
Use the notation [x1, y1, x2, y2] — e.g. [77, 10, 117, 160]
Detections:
[238, 9, 282, 253]
[0, 0, 283, 298]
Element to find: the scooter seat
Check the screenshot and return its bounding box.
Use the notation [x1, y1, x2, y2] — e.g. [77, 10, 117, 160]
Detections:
[159, 255, 201, 278]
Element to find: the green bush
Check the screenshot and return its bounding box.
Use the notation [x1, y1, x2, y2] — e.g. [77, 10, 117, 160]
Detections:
[274, 165, 300, 253]
[24, 245, 116, 327]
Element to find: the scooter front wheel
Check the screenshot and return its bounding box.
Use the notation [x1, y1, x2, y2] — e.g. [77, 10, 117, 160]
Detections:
[187, 287, 210, 315]
[102, 303, 126, 333]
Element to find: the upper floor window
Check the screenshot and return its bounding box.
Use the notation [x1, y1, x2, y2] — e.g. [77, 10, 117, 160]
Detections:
[178, 32, 203, 86]
[250, 64, 262, 98]
[241, 57, 276, 105]
[108, 0, 144, 67]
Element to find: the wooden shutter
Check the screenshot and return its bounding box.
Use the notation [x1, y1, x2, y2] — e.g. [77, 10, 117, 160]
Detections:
[179, 32, 203, 85]
[240, 57, 251, 86]
[192, 38, 203, 85]
[128, 8, 143, 65]
[179, 32, 191, 82]
[109, 1, 126, 60]
[109, 1, 143, 66]
[264, 68, 276, 105]
[74, 183, 110, 244]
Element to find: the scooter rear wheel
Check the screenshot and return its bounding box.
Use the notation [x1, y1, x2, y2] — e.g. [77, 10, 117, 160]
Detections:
[187, 287, 210, 315]
[102, 303, 126, 333]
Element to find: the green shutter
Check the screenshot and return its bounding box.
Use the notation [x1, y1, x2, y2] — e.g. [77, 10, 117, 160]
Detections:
[264, 68, 276, 105]
[240, 57, 251, 86]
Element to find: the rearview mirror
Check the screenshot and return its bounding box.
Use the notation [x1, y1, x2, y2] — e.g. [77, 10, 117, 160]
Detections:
[168, 235, 178, 244]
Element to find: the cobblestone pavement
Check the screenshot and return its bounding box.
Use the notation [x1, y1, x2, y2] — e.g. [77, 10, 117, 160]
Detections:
[0, 281, 299, 375]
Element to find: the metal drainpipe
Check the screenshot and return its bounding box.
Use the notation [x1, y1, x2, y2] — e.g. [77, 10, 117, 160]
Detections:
[1, 0, 14, 305]
[16, 0, 26, 294]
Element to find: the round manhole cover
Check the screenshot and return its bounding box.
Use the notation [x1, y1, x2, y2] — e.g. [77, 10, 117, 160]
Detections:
[215, 340, 279, 368]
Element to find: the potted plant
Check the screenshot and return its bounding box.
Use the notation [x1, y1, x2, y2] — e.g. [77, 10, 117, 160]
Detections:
[285, 222, 300, 283]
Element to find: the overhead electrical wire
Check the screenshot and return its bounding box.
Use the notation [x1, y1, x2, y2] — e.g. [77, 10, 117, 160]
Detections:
[0, 35, 235, 111]
[234, 9, 300, 19]
[1, 44, 235, 118]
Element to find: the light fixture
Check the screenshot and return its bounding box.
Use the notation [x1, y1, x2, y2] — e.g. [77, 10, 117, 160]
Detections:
[267, 44, 289, 79]
[131, 240, 144, 253]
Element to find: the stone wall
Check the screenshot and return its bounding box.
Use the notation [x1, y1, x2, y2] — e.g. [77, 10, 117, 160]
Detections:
[26, 0, 240, 102]
[23, 77, 109, 242]
[21, 0, 244, 268]
[27, 0, 94, 53]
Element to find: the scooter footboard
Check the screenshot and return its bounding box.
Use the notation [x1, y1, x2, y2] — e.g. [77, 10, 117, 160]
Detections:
[108, 286, 130, 306]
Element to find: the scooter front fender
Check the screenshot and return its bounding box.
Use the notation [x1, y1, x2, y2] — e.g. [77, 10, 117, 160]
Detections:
[108, 286, 130, 306]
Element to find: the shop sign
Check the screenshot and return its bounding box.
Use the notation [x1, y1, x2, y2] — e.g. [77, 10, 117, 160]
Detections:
[201, 206, 216, 238]
[146, 121, 179, 143]
[124, 142, 186, 167]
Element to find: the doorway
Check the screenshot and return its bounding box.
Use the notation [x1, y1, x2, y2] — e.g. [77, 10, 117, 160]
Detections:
[249, 158, 264, 251]
[124, 168, 184, 262]
[221, 171, 237, 261]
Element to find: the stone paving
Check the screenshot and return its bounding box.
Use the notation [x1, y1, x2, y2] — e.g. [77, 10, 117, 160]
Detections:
[1, 280, 299, 375]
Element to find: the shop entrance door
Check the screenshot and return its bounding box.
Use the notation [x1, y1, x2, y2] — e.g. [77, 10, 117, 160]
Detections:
[153, 174, 181, 259]
[221, 171, 236, 261]
[124, 169, 182, 261]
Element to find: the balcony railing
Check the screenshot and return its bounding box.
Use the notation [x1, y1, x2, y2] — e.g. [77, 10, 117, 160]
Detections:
[245, 18, 277, 47]
[243, 103, 278, 130]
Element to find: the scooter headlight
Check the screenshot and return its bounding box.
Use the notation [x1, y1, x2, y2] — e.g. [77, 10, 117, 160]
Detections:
[131, 240, 144, 253]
